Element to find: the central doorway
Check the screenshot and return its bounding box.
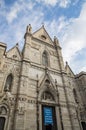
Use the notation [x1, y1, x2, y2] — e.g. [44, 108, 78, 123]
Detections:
[81, 122, 86, 130]
[42, 105, 57, 130]
[0, 117, 5, 130]
[46, 124, 52, 130]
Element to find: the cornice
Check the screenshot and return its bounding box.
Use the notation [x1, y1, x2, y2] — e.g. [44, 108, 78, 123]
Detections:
[5, 57, 21, 63]
[75, 71, 86, 78]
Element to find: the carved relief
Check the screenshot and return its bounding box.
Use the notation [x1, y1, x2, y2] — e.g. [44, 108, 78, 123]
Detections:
[0, 106, 7, 115]
[17, 107, 25, 115]
[42, 92, 54, 101]
[0, 92, 15, 107]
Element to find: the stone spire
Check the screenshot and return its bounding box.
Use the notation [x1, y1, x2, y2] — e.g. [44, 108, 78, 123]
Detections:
[16, 43, 19, 47]
[26, 24, 32, 34]
[54, 36, 60, 47]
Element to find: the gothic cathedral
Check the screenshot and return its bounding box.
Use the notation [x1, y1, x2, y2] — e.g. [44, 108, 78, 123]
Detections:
[0, 25, 86, 130]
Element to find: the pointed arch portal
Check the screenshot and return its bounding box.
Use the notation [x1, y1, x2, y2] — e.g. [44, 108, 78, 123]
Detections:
[42, 105, 57, 130]
[38, 73, 60, 130]
[81, 122, 86, 130]
[41, 91, 57, 130]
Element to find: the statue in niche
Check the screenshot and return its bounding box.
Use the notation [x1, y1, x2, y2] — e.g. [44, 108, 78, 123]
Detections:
[4, 74, 13, 92]
[45, 79, 50, 88]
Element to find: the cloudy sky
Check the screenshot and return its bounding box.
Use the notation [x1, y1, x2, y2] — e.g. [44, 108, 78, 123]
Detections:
[0, 0, 86, 74]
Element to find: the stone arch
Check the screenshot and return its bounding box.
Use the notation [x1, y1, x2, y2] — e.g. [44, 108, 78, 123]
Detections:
[0, 104, 9, 115]
[0, 106, 7, 115]
[38, 81, 59, 130]
[0, 104, 9, 130]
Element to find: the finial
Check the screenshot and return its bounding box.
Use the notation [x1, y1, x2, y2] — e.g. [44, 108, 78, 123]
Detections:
[16, 43, 19, 47]
[42, 22, 44, 27]
[54, 36, 58, 43]
[54, 36, 60, 47]
[66, 61, 68, 65]
[26, 24, 32, 33]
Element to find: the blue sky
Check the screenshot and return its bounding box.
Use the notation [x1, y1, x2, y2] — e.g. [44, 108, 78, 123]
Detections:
[0, 0, 86, 74]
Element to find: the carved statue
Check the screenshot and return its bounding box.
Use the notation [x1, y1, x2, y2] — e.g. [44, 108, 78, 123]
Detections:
[42, 92, 54, 101]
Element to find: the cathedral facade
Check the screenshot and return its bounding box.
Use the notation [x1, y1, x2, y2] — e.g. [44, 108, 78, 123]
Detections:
[0, 25, 86, 130]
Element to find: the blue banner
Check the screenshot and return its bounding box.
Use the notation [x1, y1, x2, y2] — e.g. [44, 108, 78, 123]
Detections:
[44, 107, 53, 125]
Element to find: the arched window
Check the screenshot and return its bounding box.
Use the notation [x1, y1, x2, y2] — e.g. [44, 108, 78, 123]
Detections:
[73, 89, 79, 103]
[42, 51, 48, 66]
[4, 74, 13, 92]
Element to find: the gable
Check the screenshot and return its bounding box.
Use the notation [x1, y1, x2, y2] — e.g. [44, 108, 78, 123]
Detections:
[65, 62, 75, 77]
[7, 45, 21, 61]
[33, 26, 54, 45]
[38, 70, 55, 90]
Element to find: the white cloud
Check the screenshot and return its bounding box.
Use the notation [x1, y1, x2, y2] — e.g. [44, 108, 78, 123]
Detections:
[0, 0, 6, 17]
[59, 0, 71, 8]
[62, 2, 86, 61]
[72, 0, 79, 5]
[80, 66, 86, 72]
[6, 0, 35, 23]
[43, 0, 58, 6]
[7, 3, 19, 23]
[44, 16, 71, 42]
[36, 0, 71, 7]
[0, 0, 4, 6]
[0, 0, 44, 48]
[36, 0, 58, 6]
[58, 2, 86, 73]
